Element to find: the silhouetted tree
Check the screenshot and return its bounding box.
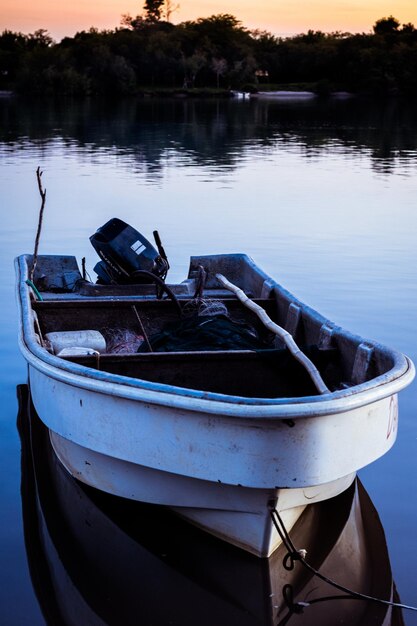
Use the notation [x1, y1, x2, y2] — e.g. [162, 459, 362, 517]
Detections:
[3, 14, 417, 96]
[401, 22, 416, 33]
[143, 0, 165, 23]
[27, 29, 54, 47]
[164, 0, 179, 22]
[373, 16, 400, 35]
[212, 57, 227, 87]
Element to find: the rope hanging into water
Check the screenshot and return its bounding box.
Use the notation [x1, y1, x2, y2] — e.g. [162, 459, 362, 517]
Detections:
[269, 504, 417, 621]
[215, 273, 330, 394]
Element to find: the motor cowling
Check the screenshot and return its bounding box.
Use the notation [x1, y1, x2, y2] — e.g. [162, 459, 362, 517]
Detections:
[90, 218, 169, 284]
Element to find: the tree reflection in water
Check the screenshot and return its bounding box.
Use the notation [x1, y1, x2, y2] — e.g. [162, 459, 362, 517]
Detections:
[1, 97, 417, 180]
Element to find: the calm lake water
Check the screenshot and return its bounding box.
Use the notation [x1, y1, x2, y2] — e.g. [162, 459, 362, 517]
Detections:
[1, 95, 417, 624]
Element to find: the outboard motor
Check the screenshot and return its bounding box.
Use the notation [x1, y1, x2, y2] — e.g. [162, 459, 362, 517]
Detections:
[90, 218, 169, 285]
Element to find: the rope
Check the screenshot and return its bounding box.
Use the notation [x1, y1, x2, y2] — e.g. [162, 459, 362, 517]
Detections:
[130, 269, 182, 316]
[277, 585, 363, 626]
[25, 279, 44, 301]
[269, 504, 417, 618]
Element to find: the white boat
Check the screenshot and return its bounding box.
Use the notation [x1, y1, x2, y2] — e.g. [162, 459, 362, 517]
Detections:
[15, 221, 415, 557]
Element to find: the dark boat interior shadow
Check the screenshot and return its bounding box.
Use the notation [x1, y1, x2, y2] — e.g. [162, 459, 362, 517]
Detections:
[17, 384, 405, 626]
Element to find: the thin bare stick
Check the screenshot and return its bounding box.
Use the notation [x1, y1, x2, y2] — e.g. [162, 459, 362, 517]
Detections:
[216, 273, 330, 395]
[33, 311, 45, 347]
[29, 166, 47, 283]
[132, 305, 153, 352]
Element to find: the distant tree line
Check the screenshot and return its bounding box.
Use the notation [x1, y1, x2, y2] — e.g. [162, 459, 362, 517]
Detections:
[1, 8, 417, 97]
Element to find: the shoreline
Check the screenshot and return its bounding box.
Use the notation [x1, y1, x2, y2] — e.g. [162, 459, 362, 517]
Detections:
[3, 88, 412, 101]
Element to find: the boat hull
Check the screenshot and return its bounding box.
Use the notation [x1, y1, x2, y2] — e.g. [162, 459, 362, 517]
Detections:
[29, 362, 396, 555]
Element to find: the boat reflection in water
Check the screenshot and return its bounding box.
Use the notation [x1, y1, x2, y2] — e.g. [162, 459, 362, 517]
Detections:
[18, 384, 404, 626]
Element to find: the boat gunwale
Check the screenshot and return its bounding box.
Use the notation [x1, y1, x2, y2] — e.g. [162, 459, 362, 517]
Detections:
[16, 254, 415, 419]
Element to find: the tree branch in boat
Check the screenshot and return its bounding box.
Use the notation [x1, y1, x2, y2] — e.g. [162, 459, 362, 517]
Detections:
[216, 273, 330, 395]
[29, 166, 47, 283]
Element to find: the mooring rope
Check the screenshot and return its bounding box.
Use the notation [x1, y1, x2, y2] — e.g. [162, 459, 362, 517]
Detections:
[269, 504, 417, 622]
[25, 279, 43, 301]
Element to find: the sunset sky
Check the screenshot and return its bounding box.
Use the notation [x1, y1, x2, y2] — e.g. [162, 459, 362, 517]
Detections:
[1, 0, 417, 42]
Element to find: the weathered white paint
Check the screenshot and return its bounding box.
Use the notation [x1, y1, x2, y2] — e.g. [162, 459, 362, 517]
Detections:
[48, 425, 355, 556]
[30, 366, 398, 489]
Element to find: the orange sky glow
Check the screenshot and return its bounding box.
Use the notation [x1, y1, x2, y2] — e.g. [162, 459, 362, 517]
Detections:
[1, 0, 417, 41]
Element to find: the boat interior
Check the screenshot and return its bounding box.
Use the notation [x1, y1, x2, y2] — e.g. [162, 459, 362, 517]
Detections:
[27, 254, 397, 399]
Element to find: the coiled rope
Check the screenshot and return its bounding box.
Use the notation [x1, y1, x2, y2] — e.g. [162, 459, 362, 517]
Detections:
[270, 503, 417, 622]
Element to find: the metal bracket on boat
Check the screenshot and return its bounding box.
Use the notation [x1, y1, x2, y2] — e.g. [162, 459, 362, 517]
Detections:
[285, 303, 301, 338]
[351, 343, 374, 385]
[318, 323, 335, 350]
[260, 278, 275, 299]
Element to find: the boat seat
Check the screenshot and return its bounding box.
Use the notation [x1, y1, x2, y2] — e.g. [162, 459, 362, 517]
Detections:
[59, 347, 341, 399]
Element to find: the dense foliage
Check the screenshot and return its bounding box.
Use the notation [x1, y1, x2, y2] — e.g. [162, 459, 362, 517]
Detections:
[1, 12, 417, 96]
